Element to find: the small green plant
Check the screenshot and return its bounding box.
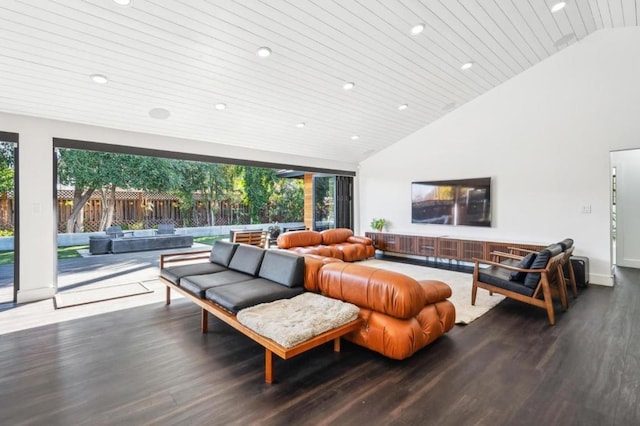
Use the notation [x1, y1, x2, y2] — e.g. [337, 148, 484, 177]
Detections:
[0, 229, 14, 237]
[370, 218, 387, 232]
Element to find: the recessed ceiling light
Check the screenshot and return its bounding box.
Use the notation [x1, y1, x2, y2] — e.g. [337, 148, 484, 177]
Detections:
[398, 104, 408, 111]
[551, 2, 567, 13]
[113, 0, 132, 5]
[461, 62, 474, 70]
[90, 74, 108, 84]
[296, 122, 305, 128]
[411, 24, 425, 35]
[351, 135, 360, 140]
[149, 108, 170, 119]
[215, 103, 227, 110]
[343, 81, 355, 90]
[256, 46, 272, 57]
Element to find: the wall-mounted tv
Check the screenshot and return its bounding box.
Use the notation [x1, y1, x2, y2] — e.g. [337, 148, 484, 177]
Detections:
[411, 177, 491, 227]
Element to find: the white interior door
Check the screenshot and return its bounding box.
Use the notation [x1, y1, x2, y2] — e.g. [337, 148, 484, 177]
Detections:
[612, 149, 640, 268]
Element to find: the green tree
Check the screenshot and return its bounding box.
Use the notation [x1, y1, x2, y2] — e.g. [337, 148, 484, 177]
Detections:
[58, 149, 178, 232]
[241, 167, 276, 223]
[268, 178, 303, 222]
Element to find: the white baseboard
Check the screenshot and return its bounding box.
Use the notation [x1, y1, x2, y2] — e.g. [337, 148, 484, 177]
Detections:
[588, 273, 614, 287]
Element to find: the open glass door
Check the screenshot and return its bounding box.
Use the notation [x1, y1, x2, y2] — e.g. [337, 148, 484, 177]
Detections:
[0, 133, 17, 304]
[313, 175, 335, 231]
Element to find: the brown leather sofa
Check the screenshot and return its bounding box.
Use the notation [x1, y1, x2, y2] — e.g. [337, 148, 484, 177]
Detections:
[277, 228, 375, 261]
[303, 258, 455, 360]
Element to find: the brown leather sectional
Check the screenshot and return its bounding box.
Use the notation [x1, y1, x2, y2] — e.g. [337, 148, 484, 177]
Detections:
[302, 255, 456, 360]
[276, 228, 375, 261]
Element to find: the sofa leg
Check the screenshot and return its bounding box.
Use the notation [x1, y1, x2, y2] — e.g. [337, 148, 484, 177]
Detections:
[334, 337, 341, 352]
[165, 286, 171, 305]
[265, 349, 274, 384]
[201, 309, 208, 333]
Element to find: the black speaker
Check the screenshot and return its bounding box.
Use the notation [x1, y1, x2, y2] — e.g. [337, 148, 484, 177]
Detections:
[566, 256, 589, 287]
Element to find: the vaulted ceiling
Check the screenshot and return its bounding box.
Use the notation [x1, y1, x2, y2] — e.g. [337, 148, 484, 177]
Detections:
[1, 1, 638, 163]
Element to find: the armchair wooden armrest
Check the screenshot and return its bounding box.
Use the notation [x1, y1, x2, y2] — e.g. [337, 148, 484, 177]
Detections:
[507, 246, 538, 255]
[489, 251, 526, 262]
[160, 249, 212, 268]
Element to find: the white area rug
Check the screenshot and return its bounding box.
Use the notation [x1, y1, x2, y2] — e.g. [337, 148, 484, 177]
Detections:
[359, 259, 505, 324]
[54, 282, 153, 309]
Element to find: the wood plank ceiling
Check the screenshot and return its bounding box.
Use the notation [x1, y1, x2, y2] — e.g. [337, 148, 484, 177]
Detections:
[0, 0, 638, 163]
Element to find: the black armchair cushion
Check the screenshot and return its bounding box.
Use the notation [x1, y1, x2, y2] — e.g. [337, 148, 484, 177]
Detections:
[478, 266, 535, 297]
[210, 240, 239, 266]
[558, 238, 574, 251]
[509, 252, 537, 282]
[524, 244, 563, 288]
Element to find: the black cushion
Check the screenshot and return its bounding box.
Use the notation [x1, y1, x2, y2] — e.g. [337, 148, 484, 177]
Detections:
[524, 244, 563, 288]
[478, 266, 535, 297]
[160, 262, 227, 285]
[210, 241, 239, 266]
[258, 250, 305, 288]
[228, 244, 265, 276]
[558, 238, 574, 251]
[180, 270, 253, 298]
[509, 252, 537, 282]
[205, 279, 305, 313]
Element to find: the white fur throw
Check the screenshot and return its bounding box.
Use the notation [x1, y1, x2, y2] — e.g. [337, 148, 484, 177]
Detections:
[236, 293, 360, 348]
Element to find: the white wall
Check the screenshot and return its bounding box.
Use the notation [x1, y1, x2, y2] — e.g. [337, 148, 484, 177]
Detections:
[358, 28, 640, 286]
[0, 113, 356, 303]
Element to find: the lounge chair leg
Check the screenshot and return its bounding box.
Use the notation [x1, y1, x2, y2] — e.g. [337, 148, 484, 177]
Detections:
[541, 280, 555, 325]
[334, 337, 341, 352]
[471, 283, 478, 305]
[568, 262, 579, 298]
[165, 286, 171, 305]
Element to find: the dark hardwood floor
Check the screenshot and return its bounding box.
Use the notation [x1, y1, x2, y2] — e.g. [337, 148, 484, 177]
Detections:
[1, 267, 638, 425]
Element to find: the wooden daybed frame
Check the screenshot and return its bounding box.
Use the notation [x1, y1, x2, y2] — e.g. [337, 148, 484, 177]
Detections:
[160, 251, 362, 384]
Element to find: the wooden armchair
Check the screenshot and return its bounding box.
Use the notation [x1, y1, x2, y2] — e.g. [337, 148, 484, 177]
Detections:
[232, 230, 268, 248]
[472, 243, 568, 325]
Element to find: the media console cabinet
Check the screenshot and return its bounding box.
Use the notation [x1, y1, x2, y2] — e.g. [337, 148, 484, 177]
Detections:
[365, 232, 545, 263]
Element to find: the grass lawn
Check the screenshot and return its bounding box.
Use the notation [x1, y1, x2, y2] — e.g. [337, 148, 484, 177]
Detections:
[0, 236, 226, 265]
[194, 235, 226, 246]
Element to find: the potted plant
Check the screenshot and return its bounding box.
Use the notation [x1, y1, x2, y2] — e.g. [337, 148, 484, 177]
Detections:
[267, 223, 281, 239]
[370, 217, 387, 232]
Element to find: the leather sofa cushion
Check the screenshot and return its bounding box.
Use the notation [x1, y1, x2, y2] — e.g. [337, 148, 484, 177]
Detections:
[160, 262, 227, 285]
[347, 235, 373, 245]
[509, 252, 537, 282]
[302, 254, 343, 292]
[277, 230, 322, 249]
[478, 266, 535, 296]
[210, 240, 239, 266]
[205, 278, 304, 313]
[228, 244, 265, 276]
[258, 250, 305, 288]
[558, 238, 574, 251]
[318, 263, 426, 319]
[320, 228, 353, 245]
[418, 280, 452, 304]
[181, 270, 253, 298]
[346, 300, 455, 360]
[524, 243, 563, 288]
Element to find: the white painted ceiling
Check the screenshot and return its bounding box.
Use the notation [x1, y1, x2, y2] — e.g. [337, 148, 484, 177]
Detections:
[1, 1, 638, 164]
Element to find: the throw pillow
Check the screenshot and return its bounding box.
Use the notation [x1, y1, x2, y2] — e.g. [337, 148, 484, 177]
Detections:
[509, 252, 537, 282]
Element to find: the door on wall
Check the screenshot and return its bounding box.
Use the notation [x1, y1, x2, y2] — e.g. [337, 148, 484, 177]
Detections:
[0, 133, 17, 304]
[313, 175, 335, 231]
[611, 149, 640, 269]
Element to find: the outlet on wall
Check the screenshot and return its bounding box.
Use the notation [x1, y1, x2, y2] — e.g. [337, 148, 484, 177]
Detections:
[581, 204, 592, 214]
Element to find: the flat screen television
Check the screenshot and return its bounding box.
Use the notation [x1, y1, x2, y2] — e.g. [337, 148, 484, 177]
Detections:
[411, 177, 491, 227]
